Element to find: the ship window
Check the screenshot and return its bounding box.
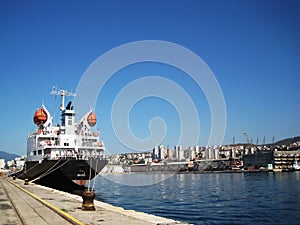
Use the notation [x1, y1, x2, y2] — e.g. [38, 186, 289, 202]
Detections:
[44, 149, 51, 154]
[68, 117, 72, 125]
[38, 150, 42, 155]
[33, 151, 37, 155]
[64, 143, 69, 146]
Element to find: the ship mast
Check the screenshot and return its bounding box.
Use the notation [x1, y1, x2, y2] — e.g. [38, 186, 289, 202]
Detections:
[50, 87, 76, 111]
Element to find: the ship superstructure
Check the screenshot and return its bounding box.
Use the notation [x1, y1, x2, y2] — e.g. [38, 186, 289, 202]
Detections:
[17, 87, 108, 193]
[28, 88, 104, 162]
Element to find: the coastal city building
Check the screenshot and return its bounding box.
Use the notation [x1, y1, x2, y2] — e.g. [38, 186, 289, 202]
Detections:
[158, 145, 166, 160]
[15, 157, 26, 169]
[167, 149, 174, 160]
[0, 159, 5, 169]
[153, 146, 159, 160]
[104, 139, 300, 173]
[273, 149, 300, 171]
[174, 145, 184, 161]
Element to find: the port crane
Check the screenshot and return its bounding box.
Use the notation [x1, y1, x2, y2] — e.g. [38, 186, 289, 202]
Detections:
[243, 131, 250, 144]
[243, 131, 260, 152]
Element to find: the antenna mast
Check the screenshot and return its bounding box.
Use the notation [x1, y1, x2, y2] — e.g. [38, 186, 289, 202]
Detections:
[50, 86, 76, 111]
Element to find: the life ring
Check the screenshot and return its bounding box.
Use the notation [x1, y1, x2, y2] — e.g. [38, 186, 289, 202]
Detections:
[98, 142, 103, 147]
[54, 130, 58, 134]
[46, 140, 51, 146]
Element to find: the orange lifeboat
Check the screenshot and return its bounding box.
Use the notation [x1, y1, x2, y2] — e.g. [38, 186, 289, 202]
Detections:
[33, 108, 47, 125]
[87, 112, 97, 127]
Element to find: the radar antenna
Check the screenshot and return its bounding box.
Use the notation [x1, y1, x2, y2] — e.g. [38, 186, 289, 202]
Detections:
[50, 86, 76, 111]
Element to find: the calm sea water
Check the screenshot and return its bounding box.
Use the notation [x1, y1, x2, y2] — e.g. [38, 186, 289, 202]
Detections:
[93, 172, 300, 225]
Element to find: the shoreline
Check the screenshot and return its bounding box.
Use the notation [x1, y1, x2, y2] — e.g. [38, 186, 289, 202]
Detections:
[101, 164, 295, 174]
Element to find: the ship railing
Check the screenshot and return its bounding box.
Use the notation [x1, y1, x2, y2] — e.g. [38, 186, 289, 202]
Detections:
[49, 154, 105, 161]
[35, 129, 59, 135]
[79, 131, 99, 137]
[37, 140, 59, 148]
[81, 142, 104, 148]
[85, 132, 99, 137]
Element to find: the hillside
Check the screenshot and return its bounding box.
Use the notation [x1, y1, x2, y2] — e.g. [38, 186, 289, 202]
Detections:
[0, 151, 20, 162]
[274, 136, 300, 146]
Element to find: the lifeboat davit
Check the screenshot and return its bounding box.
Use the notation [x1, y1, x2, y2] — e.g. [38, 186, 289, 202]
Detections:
[87, 112, 97, 127]
[33, 108, 48, 125]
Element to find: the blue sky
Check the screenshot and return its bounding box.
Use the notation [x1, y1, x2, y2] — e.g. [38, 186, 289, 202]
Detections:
[0, 0, 299, 155]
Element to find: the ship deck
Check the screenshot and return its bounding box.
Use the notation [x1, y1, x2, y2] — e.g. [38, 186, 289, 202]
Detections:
[0, 175, 187, 225]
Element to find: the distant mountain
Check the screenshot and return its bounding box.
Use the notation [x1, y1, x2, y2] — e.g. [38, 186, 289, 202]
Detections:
[0, 151, 20, 162]
[274, 136, 300, 146]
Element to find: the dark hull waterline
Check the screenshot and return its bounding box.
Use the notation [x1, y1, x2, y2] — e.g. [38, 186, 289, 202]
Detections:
[15, 158, 108, 195]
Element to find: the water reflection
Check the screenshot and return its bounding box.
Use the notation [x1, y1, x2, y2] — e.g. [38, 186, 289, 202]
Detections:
[101, 172, 174, 186]
[94, 172, 300, 225]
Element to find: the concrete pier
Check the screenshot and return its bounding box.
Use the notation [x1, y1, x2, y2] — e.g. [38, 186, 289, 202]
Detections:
[0, 176, 187, 225]
[0, 176, 74, 225]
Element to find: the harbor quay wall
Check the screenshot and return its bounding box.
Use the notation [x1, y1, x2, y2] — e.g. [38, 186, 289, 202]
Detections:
[129, 160, 232, 173]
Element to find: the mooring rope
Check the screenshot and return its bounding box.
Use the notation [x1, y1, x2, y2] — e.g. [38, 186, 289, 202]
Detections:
[87, 157, 92, 192]
[91, 158, 99, 191]
[16, 162, 40, 177]
[30, 159, 70, 183]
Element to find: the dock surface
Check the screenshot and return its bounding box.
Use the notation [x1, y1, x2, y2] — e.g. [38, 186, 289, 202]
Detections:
[0, 177, 74, 225]
[0, 176, 187, 225]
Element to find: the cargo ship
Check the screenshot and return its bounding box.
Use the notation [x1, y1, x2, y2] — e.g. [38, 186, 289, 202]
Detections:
[15, 87, 108, 194]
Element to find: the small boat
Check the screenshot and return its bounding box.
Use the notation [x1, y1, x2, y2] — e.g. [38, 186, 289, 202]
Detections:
[15, 87, 108, 194]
